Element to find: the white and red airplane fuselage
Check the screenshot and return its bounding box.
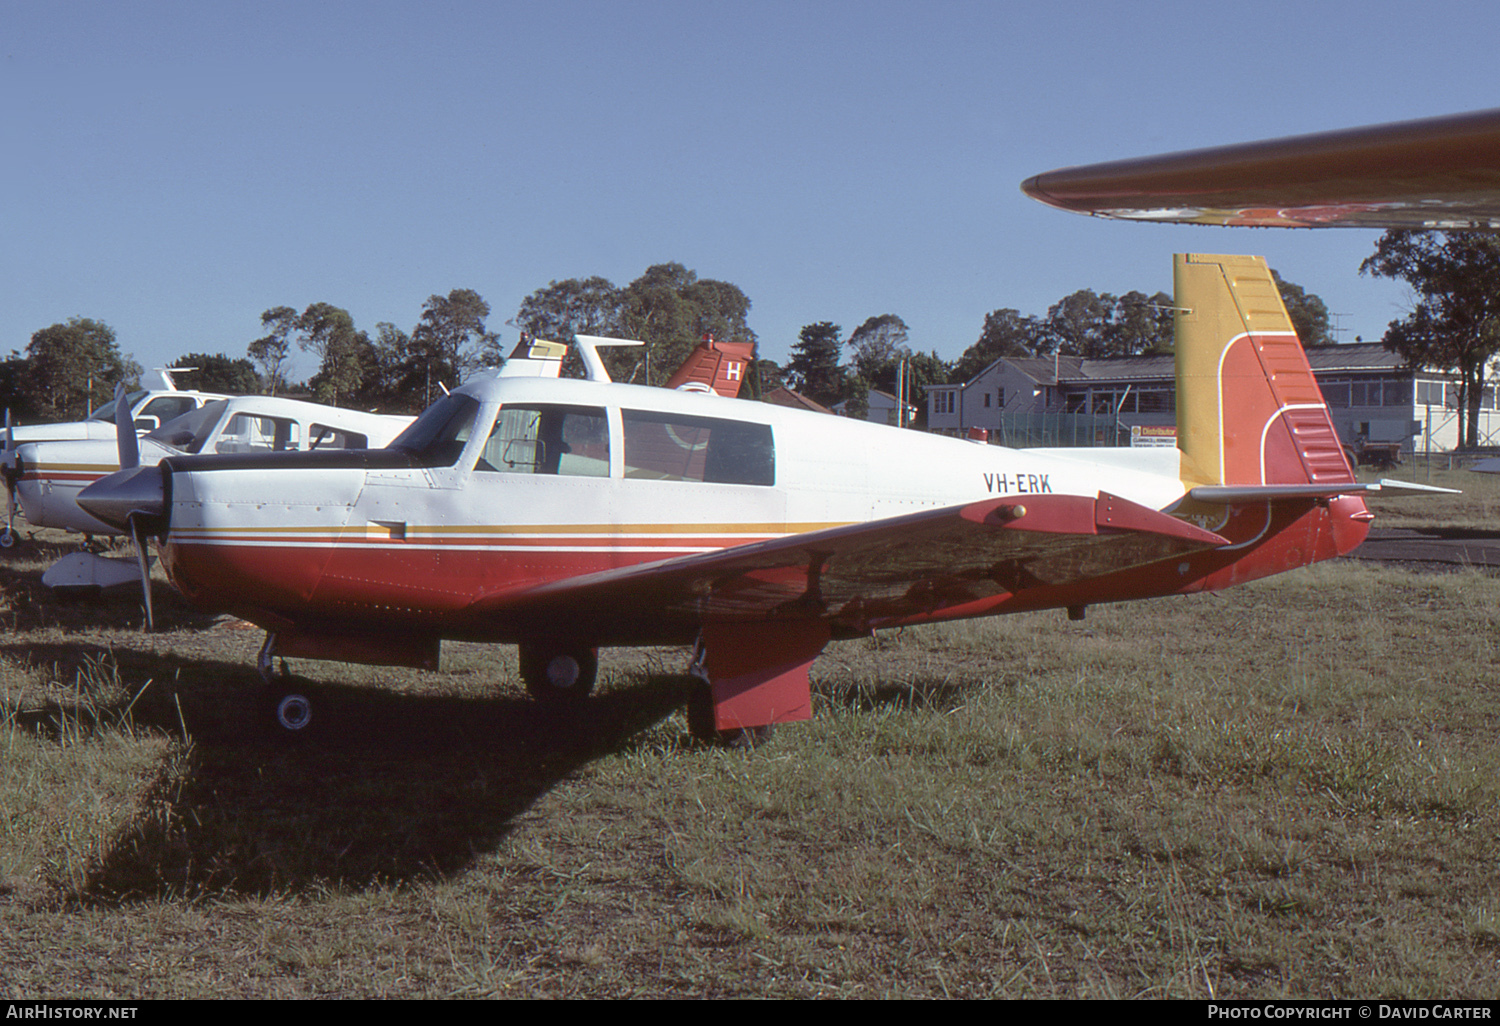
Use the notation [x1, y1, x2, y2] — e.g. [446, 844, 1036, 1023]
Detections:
[159, 374, 1192, 639]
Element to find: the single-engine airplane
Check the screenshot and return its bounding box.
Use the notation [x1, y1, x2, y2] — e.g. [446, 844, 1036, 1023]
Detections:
[78, 107, 1496, 746]
[76, 255, 1443, 744]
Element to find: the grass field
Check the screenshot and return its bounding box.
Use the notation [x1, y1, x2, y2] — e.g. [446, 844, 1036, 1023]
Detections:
[2, 482, 1499, 998]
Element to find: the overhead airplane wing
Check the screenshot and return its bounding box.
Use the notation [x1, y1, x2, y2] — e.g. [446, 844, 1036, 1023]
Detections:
[470, 491, 1227, 640]
[1021, 107, 1500, 229]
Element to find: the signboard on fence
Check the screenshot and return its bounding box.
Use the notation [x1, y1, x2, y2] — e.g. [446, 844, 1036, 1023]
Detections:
[1130, 425, 1177, 448]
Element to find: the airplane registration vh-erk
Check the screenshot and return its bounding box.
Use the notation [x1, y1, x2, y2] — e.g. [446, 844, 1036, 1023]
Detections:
[75, 252, 1436, 746]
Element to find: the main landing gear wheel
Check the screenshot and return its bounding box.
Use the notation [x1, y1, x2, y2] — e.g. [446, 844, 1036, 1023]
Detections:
[686, 680, 776, 750]
[0, 529, 14, 550]
[519, 642, 598, 705]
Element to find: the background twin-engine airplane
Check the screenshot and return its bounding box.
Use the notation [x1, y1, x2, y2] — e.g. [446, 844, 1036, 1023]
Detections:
[76, 107, 1499, 746]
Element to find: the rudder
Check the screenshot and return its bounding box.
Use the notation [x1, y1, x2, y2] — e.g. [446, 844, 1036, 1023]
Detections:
[1174, 253, 1353, 490]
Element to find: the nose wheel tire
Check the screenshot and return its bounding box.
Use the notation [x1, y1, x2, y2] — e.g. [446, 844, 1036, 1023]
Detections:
[519, 642, 598, 705]
[273, 693, 313, 732]
[260, 684, 317, 739]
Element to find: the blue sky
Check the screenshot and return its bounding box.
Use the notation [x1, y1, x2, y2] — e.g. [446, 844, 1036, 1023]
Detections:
[4, 0, 1498, 384]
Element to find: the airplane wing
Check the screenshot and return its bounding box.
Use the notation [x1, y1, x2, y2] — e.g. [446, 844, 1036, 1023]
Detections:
[470, 492, 1227, 639]
[1021, 108, 1500, 229]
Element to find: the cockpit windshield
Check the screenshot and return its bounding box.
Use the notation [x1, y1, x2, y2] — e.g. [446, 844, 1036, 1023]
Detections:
[388, 393, 481, 466]
[145, 400, 228, 454]
[88, 391, 146, 422]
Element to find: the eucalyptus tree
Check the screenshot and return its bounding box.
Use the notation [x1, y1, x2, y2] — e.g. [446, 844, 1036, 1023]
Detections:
[1361, 230, 1500, 448]
[22, 317, 133, 420]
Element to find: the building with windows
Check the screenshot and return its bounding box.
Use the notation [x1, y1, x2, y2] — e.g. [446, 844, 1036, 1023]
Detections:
[927, 342, 1500, 453]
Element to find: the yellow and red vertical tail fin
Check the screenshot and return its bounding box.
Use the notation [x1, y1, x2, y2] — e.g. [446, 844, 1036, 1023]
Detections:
[1175, 253, 1354, 490]
[1172, 254, 1370, 575]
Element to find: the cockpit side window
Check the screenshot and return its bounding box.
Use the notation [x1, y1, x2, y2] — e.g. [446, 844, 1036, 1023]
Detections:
[137, 395, 197, 425]
[476, 405, 609, 476]
[90, 391, 147, 422]
[389, 394, 480, 467]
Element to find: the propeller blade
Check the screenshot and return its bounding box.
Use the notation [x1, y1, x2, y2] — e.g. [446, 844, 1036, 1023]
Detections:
[126, 512, 155, 631]
[114, 383, 139, 471]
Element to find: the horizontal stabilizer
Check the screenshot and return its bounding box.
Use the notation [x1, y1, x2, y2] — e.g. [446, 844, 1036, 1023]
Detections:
[42, 551, 154, 592]
[1190, 478, 1459, 503]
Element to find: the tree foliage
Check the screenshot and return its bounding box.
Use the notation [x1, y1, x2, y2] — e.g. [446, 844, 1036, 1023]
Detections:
[515, 277, 623, 342]
[398, 289, 500, 409]
[953, 309, 1048, 383]
[1042, 289, 1175, 359]
[21, 318, 134, 420]
[249, 306, 298, 396]
[515, 264, 756, 384]
[785, 322, 844, 405]
[1045, 289, 1121, 358]
[950, 290, 1173, 384]
[846, 314, 910, 382]
[168, 352, 261, 395]
[1361, 230, 1500, 448]
[1272, 270, 1334, 346]
[1110, 291, 1176, 357]
[296, 303, 368, 408]
[244, 291, 499, 412]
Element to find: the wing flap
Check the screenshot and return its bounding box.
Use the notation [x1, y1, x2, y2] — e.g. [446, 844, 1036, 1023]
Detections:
[469, 492, 1227, 638]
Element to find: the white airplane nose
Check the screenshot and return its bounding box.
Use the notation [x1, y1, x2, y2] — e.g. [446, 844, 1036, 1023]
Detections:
[76, 464, 167, 533]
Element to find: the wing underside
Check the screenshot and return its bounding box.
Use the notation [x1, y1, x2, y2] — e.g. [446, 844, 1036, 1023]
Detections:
[470, 492, 1227, 640]
[1021, 108, 1500, 229]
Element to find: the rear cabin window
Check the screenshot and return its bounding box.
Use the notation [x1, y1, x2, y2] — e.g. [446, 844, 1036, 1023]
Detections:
[477, 404, 609, 477]
[309, 424, 369, 450]
[215, 414, 300, 453]
[622, 410, 774, 486]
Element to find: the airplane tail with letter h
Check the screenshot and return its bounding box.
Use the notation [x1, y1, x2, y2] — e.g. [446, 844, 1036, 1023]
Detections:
[1170, 253, 1373, 581]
